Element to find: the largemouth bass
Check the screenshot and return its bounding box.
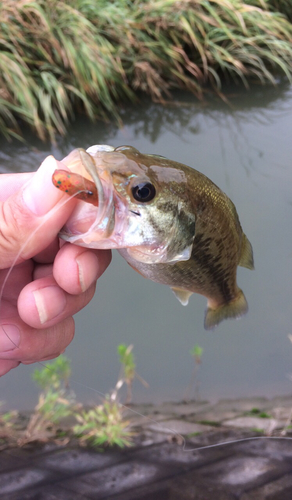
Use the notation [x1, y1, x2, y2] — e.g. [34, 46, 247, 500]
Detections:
[53, 145, 254, 330]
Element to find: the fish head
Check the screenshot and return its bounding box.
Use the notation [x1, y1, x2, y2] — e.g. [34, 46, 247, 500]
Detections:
[60, 145, 196, 264]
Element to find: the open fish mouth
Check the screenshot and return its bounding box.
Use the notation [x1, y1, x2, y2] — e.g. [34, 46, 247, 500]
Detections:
[57, 145, 128, 249]
[54, 143, 195, 261]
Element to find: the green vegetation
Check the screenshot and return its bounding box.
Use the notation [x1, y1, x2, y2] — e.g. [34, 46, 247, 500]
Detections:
[185, 344, 203, 400]
[267, 0, 292, 21]
[190, 345, 204, 363]
[1, 0, 292, 141]
[72, 343, 148, 448]
[248, 408, 272, 418]
[20, 356, 76, 445]
[197, 419, 220, 426]
[258, 412, 272, 418]
[0, 348, 142, 450]
[117, 344, 149, 404]
[0, 404, 19, 450]
[73, 398, 133, 448]
[249, 407, 261, 414]
[117, 344, 136, 405]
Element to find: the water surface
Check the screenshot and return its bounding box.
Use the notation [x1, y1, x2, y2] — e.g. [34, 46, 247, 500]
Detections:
[1, 83, 292, 409]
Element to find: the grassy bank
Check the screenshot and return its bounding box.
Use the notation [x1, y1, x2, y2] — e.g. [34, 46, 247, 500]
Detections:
[1, 0, 292, 141]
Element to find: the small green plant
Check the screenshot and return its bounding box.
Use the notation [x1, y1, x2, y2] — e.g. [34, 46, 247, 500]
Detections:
[197, 420, 220, 427]
[73, 344, 147, 448]
[250, 408, 261, 415]
[32, 355, 71, 391]
[185, 345, 204, 401]
[251, 428, 265, 433]
[247, 409, 272, 418]
[20, 356, 75, 445]
[117, 344, 148, 404]
[0, 403, 18, 449]
[73, 396, 133, 449]
[259, 412, 272, 419]
[190, 346, 204, 364]
[186, 431, 201, 437]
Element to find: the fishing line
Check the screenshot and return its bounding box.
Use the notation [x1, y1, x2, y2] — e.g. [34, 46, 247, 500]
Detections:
[1, 184, 292, 454]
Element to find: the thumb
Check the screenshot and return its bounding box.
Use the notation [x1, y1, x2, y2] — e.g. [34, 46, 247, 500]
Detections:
[0, 155, 76, 269]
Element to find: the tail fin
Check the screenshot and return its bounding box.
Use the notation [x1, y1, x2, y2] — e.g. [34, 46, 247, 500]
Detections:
[204, 289, 248, 330]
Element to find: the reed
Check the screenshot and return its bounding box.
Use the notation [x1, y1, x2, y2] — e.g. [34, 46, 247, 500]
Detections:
[267, 0, 292, 21]
[1, 0, 292, 140]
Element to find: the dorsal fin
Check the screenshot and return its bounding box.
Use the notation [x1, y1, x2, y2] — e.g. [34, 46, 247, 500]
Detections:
[239, 233, 254, 270]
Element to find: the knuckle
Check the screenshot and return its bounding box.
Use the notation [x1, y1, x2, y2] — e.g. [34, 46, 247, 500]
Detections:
[77, 283, 96, 310]
[50, 317, 75, 352]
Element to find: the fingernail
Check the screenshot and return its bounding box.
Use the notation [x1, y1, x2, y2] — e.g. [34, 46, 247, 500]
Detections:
[76, 252, 99, 292]
[0, 325, 20, 352]
[76, 256, 86, 293]
[33, 286, 67, 324]
[23, 156, 66, 216]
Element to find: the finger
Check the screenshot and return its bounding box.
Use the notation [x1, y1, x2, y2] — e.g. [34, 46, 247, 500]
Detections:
[33, 239, 60, 264]
[53, 243, 112, 294]
[33, 263, 53, 280]
[0, 156, 76, 269]
[0, 360, 20, 377]
[0, 173, 32, 200]
[0, 317, 75, 363]
[17, 275, 96, 329]
[0, 261, 34, 304]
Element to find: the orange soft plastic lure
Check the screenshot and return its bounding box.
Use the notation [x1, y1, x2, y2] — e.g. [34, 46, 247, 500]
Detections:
[52, 169, 99, 206]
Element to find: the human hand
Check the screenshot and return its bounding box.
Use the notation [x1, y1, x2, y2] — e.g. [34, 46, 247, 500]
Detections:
[0, 156, 111, 376]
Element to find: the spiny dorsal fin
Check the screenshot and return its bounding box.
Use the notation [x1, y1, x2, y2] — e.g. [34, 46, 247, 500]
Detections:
[171, 287, 193, 306]
[239, 233, 254, 270]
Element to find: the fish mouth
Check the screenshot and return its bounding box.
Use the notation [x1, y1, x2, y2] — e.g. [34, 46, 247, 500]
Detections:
[60, 145, 128, 249]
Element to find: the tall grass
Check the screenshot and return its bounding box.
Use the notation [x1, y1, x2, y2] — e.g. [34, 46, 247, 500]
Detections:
[267, 0, 292, 21]
[1, 0, 292, 141]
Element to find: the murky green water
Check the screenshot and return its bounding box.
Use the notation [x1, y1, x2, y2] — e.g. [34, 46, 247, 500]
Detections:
[1, 83, 292, 410]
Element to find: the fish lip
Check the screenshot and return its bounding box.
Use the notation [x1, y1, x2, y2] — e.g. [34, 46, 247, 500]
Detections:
[62, 171, 129, 249]
[86, 144, 115, 154]
[61, 145, 143, 248]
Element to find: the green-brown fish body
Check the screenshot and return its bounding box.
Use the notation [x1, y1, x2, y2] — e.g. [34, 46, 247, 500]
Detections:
[58, 145, 254, 329]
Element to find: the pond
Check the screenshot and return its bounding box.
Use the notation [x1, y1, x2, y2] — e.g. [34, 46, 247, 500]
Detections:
[0, 83, 292, 410]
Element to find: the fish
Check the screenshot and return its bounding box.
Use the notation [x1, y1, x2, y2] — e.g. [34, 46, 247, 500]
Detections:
[52, 145, 254, 330]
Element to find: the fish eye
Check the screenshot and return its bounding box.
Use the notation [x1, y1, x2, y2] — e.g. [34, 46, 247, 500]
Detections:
[131, 182, 156, 203]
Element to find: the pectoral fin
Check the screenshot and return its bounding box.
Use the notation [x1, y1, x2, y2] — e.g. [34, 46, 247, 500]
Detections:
[239, 233, 254, 270]
[171, 287, 193, 306]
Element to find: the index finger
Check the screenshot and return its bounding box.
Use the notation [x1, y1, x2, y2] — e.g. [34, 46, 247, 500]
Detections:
[0, 173, 33, 200]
